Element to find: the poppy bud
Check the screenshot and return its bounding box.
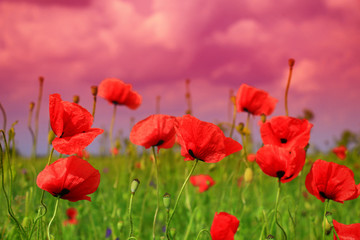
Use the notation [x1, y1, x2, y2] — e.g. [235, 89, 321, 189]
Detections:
[48, 130, 55, 145]
[244, 167, 253, 183]
[117, 221, 124, 231]
[29, 102, 35, 111]
[39, 76, 44, 84]
[236, 122, 244, 133]
[325, 212, 334, 227]
[130, 179, 140, 194]
[288, 58, 295, 68]
[260, 113, 266, 123]
[170, 228, 176, 238]
[163, 193, 171, 210]
[230, 96, 236, 105]
[8, 127, 15, 140]
[266, 235, 274, 239]
[323, 216, 332, 235]
[91, 86, 98, 96]
[73, 95, 80, 104]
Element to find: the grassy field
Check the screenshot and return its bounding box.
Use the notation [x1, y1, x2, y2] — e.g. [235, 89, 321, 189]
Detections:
[1, 140, 360, 240]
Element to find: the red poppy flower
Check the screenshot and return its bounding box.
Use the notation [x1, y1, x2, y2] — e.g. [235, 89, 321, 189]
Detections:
[256, 145, 306, 183]
[260, 116, 313, 149]
[98, 78, 141, 109]
[76, 149, 90, 160]
[333, 220, 360, 240]
[174, 115, 242, 163]
[305, 159, 360, 203]
[235, 84, 277, 116]
[36, 156, 101, 202]
[210, 212, 239, 240]
[129, 114, 176, 151]
[190, 175, 215, 193]
[332, 146, 347, 160]
[247, 153, 256, 162]
[111, 147, 119, 155]
[49, 94, 104, 155]
[63, 208, 78, 226]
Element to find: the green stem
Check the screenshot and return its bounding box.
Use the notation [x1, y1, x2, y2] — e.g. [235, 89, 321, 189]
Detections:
[322, 199, 330, 240]
[128, 193, 135, 238]
[34, 77, 44, 159]
[195, 229, 212, 240]
[274, 180, 287, 240]
[229, 100, 237, 138]
[109, 104, 117, 153]
[166, 159, 199, 239]
[0, 133, 26, 238]
[333, 228, 340, 240]
[0, 102, 7, 132]
[284, 64, 293, 117]
[92, 95, 97, 118]
[47, 197, 60, 240]
[152, 146, 160, 240]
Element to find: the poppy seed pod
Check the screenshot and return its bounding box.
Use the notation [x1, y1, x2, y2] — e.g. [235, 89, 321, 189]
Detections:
[73, 95, 80, 104]
[39, 76, 44, 83]
[163, 193, 171, 210]
[288, 58, 295, 68]
[131, 179, 140, 194]
[91, 86, 98, 96]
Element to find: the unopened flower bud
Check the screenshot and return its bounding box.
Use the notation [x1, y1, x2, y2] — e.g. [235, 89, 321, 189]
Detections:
[131, 179, 140, 194]
[91, 86, 98, 96]
[325, 212, 334, 227]
[236, 123, 244, 133]
[163, 193, 171, 210]
[48, 130, 55, 145]
[244, 167, 253, 183]
[73, 95, 80, 104]
[230, 96, 236, 105]
[29, 102, 35, 111]
[266, 235, 274, 239]
[288, 58, 295, 68]
[8, 127, 15, 140]
[323, 216, 332, 235]
[170, 228, 176, 238]
[260, 113, 266, 123]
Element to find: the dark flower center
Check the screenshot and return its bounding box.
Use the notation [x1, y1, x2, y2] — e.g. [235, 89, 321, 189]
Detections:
[319, 191, 329, 199]
[276, 171, 285, 179]
[188, 149, 196, 159]
[243, 108, 249, 112]
[280, 138, 287, 144]
[155, 140, 164, 146]
[53, 188, 70, 198]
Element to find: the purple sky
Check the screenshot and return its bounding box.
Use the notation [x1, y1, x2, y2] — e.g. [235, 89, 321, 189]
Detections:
[1, 0, 360, 156]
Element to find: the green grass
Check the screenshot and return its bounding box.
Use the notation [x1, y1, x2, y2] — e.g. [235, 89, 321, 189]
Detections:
[1, 145, 360, 240]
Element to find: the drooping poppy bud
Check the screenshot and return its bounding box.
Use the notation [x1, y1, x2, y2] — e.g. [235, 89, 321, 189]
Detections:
[131, 179, 140, 194]
[163, 193, 171, 210]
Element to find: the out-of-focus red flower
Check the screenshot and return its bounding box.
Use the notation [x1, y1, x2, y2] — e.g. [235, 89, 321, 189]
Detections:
[76, 149, 90, 160]
[332, 146, 347, 160]
[256, 145, 306, 183]
[190, 175, 215, 193]
[210, 212, 239, 240]
[36, 156, 101, 202]
[260, 116, 313, 149]
[247, 153, 256, 162]
[134, 162, 142, 169]
[333, 220, 360, 240]
[63, 208, 78, 226]
[111, 147, 119, 155]
[98, 78, 141, 109]
[174, 115, 242, 163]
[305, 159, 360, 203]
[237, 176, 244, 188]
[235, 84, 277, 116]
[130, 114, 176, 151]
[49, 94, 104, 155]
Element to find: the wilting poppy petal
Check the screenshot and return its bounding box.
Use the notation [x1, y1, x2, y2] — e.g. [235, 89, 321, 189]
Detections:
[190, 175, 215, 193]
[98, 78, 141, 109]
[305, 159, 360, 203]
[333, 220, 360, 240]
[260, 116, 313, 149]
[49, 94, 103, 155]
[175, 115, 242, 163]
[332, 146, 347, 160]
[36, 156, 101, 202]
[130, 114, 176, 151]
[235, 84, 277, 116]
[256, 145, 306, 183]
[210, 212, 239, 240]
